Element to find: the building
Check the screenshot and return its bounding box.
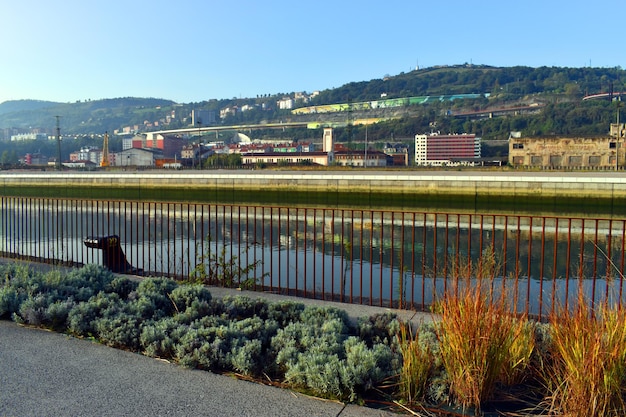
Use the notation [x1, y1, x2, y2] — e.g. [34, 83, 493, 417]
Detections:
[23, 153, 48, 165]
[63, 160, 97, 169]
[241, 152, 330, 166]
[277, 97, 294, 110]
[333, 149, 390, 167]
[11, 133, 48, 142]
[70, 147, 102, 165]
[191, 109, 216, 126]
[383, 142, 410, 166]
[415, 133, 481, 166]
[123, 134, 184, 158]
[508, 135, 625, 170]
[114, 148, 162, 167]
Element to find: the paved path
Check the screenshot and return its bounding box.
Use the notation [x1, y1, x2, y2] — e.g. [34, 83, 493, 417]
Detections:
[0, 321, 399, 417]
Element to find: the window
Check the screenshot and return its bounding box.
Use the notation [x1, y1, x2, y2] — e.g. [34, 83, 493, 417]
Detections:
[568, 156, 582, 166]
[531, 156, 543, 166]
[610, 142, 617, 149]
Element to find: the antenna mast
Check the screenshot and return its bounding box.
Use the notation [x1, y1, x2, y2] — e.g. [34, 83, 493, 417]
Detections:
[55, 116, 62, 170]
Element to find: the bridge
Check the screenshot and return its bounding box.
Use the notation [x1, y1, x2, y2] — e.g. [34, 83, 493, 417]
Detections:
[582, 92, 626, 101]
[143, 121, 315, 141]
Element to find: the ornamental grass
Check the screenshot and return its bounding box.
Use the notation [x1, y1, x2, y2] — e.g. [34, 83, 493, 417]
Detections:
[546, 297, 626, 417]
[435, 253, 535, 414]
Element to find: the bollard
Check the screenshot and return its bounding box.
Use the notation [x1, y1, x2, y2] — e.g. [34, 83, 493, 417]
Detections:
[84, 235, 140, 274]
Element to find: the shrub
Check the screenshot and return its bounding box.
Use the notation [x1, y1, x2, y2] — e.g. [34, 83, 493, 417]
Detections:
[94, 312, 143, 350]
[46, 298, 76, 330]
[190, 236, 264, 289]
[173, 325, 221, 369]
[129, 277, 179, 318]
[228, 339, 263, 376]
[107, 275, 138, 298]
[140, 318, 179, 358]
[0, 286, 22, 318]
[16, 293, 51, 326]
[267, 301, 305, 327]
[67, 292, 123, 336]
[283, 337, 397, 402]
[222, 295, 269, 321]
[67, 264, 115, 292]
[358, 312, 401, 347]
[168, 285, 212, 312]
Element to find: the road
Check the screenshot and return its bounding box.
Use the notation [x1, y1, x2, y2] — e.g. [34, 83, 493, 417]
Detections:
[0, 320, 398, 417]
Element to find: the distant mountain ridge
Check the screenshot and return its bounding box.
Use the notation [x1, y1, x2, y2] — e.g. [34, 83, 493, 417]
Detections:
[0, 99, 61, 115]
[0, 97, 177, 135]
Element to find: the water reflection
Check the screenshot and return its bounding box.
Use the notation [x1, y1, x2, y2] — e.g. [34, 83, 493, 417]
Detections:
[1, 197, 625, 316]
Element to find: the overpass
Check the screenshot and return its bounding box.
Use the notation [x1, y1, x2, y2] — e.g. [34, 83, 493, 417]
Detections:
[143, 121, 314, 141]
[582, 92, 626, 101]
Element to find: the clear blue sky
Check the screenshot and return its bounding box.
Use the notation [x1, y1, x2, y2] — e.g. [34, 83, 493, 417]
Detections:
[1, 0, 623, 104]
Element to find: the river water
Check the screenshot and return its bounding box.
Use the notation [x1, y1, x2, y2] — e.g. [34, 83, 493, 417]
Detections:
[2, 196, 625, 317]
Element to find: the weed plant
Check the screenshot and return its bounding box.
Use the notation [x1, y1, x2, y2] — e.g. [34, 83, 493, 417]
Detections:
[190, 235, 265, 289]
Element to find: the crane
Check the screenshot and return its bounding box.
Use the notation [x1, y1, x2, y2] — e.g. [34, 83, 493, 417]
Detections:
[101, 132, 110, 167]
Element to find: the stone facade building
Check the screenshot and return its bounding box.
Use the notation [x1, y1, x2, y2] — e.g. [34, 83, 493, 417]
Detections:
[509, 124, 626, 169]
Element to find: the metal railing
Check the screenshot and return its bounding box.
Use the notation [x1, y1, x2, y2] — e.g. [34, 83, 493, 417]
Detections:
[1, 196, 625, 319]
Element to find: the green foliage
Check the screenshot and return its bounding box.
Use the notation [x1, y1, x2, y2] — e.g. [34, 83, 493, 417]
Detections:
[94, 312, 143, 350]
[0, 286, 22, 318]
[168, 284, 212, 311]
[358, 312, 401, 347]
[67, 292, 123, 336]
[190, 237, 264, 289]
[107, 275, 138, 298]
[3, 261, 593, 411]
[130, 277, 178, 318]
[46, 298, 76, 330]
[280, 336, 397, 402]
[203, 154, 242, 169]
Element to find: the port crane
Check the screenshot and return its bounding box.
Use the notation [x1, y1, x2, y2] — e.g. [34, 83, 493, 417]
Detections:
[101, 132, 110, 167]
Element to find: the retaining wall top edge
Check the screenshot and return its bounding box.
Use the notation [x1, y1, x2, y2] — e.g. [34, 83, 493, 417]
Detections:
[4, 172, 626, 185]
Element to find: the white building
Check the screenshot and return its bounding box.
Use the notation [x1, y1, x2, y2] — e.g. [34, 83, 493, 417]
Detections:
[114, 148, 162, 167]
[277, 97, 294, 110]
[11, 133, 48, 142]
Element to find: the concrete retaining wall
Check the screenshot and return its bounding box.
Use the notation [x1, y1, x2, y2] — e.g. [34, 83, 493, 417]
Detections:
[2, 171, 626, 199]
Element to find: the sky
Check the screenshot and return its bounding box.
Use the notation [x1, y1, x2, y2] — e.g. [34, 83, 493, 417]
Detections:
[1, 0, 624, 104]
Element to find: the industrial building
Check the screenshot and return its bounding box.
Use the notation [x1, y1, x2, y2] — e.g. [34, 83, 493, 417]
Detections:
[508, 123, 626, 169]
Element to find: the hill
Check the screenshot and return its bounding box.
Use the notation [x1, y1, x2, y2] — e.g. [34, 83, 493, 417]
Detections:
[0, 97, 177, 136]
[0, 100, 61, 115]
[0, 65, 624, 143]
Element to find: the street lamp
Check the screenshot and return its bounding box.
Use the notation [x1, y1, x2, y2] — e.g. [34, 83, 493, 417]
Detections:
[196, 119, 203, 170]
